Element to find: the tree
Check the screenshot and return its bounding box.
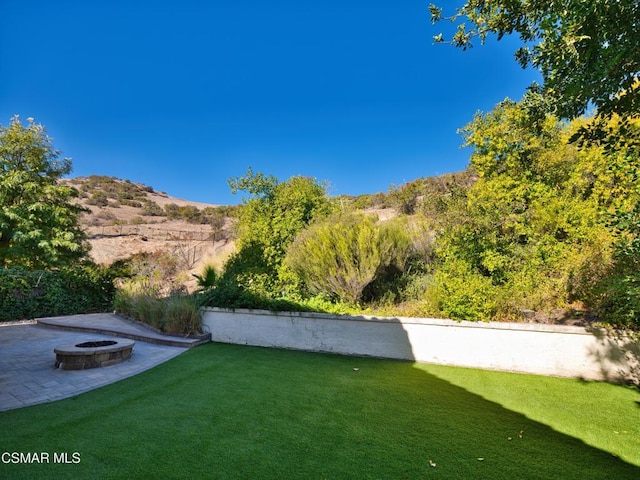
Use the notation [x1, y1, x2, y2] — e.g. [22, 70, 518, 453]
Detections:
[430, 1, 640, 122]
[228, 168, 332, 266]
[0, 116, 89, 268]
[223, 167, 333, 297]
[286, 213, 410, 304]
[430, 3, 640, 324]
[432, 99, 640, 321]
[589, 123, 640, 328]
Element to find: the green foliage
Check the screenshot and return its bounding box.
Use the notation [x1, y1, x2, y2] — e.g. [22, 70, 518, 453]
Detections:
[114, 290, 164, 329]
[164, 203, 203, 223]
[86, 191, 109, 206]
[114, 281, 202, 334]
[429, 98, 638, 322]
[435, 257, 499, 322]
[286, 213, 410, 303]
[388, 182, 421, 214]
[0, 116, 89, 268]
[79, 175, 154, 200]
[162, 203, 229, 225]
[202, 207, 225, 231]
[230, 168, 333, 266]
[162, 295, 202, 334]
[589, 139, 640, 328]
[0, 265, 116, 322]
[342, 192, 389, 210]
[363, 216, 437, 306]
[223, 168, 332, 298]
[192, 264, 218, 292]
[431, 1, 640, 122]
[141, 200, 164, 216]
[228, 166, 278, 198]
[198, 277, 315, 312]
[387, 171, 477, 218]
[221, 241, 277, 297]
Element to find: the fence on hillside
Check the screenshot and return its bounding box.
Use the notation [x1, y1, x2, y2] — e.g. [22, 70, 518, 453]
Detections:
[89, 224, 224, 242]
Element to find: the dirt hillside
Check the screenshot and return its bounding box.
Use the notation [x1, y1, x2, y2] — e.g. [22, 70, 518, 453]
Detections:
[62, 176, 237, 276]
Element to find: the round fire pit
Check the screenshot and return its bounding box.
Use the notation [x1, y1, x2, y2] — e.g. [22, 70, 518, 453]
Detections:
[54, 338, 135, 370]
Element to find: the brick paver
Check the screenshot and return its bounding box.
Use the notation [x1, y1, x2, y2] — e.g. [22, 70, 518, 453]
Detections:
[0, 316, 194, 412]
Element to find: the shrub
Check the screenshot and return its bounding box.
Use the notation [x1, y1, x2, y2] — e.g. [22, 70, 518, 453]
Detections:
[87, 191, 109, 207]
[141, 200, 165, 216]
[119, 199, 143, 208]
[228, 169, 332, 284]
[351, 192, 389, 210]
[117, 251, 180, 297]
[388, 182, 421, 214]
[199, 278, 319, 313]
[0, 265, 116, 322]
[132, 294, 165, 330]
[286, 213, 410, 303]
[193, 264, 218, 292]
[434, 259, 499, 322]
[164, 203, 205, 223]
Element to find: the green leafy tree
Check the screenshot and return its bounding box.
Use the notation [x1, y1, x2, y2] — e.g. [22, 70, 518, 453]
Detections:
[587, 124, 640, 327]
[286, 213, 410, 304]
[430, 2, 640, 324]
[433, 98, 637, 321]
[223, 167, 333, 297]
[0, 116, 89, 268]
[430, 1, 640, 121]
[229, 167, 332, 265]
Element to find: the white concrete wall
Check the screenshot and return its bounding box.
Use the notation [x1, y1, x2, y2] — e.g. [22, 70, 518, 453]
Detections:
[201, 307, 639, 382]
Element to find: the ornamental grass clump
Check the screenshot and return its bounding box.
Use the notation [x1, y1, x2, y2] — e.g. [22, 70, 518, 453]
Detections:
[114, 280, 202, 334]
[163, 295, 202, 335]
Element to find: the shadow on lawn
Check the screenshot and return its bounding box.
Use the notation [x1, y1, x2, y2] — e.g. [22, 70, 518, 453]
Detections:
[0, 343, 639, 480]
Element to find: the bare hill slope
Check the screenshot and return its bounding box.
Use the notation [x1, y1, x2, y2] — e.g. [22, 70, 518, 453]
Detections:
[62, 176, 236, 271]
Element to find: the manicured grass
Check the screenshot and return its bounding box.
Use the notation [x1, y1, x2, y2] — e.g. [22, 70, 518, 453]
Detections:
[1, 343, 639, 479]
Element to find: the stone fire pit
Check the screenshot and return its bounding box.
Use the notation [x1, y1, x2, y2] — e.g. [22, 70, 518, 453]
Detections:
[54, 339, 135, 370]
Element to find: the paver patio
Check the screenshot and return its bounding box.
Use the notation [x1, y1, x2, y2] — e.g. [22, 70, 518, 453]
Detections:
[0, 314, 202, 412]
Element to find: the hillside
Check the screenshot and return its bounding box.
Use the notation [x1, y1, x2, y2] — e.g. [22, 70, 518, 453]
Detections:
[62, 176, 237, 273]
[62, 172, 475, 295]
[63, 171, 475, 268]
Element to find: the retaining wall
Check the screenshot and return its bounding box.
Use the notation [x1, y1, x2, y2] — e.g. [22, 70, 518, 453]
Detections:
[201, 307, 639, 382]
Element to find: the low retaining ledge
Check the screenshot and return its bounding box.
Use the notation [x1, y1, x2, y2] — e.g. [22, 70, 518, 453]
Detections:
[202, 307, 639, 383]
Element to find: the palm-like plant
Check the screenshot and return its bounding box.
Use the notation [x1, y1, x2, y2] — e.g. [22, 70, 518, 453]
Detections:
[193, 264, 218, 292]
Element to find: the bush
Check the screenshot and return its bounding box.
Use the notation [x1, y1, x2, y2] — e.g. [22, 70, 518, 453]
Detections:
[119, 199, 143, 208]
[198, 278, 343, 314]
[434, 259, 499, 322]
[286, 213, 410, 303]
[0, 265, 116, 322]
[140, 200, 164, 216]
[592, 273, 640, 329]
[87, 191, 109, 207]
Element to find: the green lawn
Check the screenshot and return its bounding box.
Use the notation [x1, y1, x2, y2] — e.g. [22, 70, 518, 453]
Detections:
[1, 343, 639, 479]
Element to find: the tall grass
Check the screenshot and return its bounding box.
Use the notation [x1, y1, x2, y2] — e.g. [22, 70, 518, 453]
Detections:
[113, 280, 202, 334]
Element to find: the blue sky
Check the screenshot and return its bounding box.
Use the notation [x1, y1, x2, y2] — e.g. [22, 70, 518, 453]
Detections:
[1, 1, 539, 205]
